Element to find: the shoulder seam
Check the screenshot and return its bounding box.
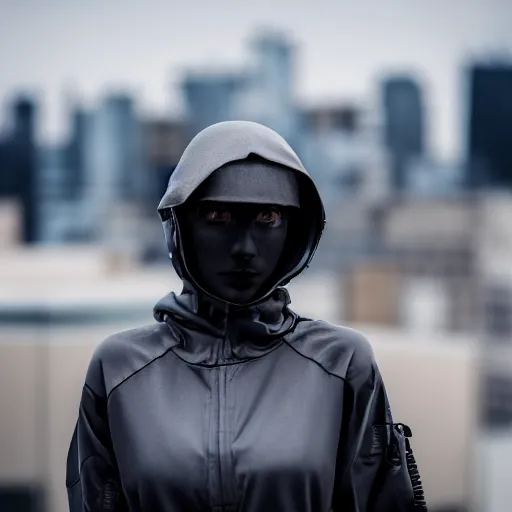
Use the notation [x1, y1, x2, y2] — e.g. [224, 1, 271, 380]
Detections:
[106, 345, 177, 403]
[283, 339, 347, 382]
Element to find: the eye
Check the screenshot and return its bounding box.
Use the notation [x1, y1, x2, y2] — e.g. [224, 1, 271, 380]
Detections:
[203, 209, 231, 224]
[255, 209, 282, 227]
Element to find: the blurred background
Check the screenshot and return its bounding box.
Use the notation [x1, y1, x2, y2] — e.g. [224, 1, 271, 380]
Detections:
[1, 0, 512, 510]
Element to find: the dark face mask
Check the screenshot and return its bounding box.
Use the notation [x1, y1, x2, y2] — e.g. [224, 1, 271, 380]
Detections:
[176, 200, 289, 305]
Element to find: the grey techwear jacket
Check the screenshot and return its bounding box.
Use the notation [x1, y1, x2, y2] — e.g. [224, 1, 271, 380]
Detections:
[65, 121, 426, 511]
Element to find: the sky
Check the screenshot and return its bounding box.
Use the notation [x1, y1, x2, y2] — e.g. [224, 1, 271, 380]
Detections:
[0, 0, 511, 160]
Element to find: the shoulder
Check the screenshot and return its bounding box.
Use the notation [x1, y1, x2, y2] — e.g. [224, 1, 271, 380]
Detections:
[85, 321, 180, 398]
[285, 318, 377, 383]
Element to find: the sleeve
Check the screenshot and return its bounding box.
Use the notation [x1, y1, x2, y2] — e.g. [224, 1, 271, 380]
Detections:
[65, 377, 128, 511]
[332, 356, 427, 511]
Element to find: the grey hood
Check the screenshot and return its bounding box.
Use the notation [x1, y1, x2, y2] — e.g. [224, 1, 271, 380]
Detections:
[157, 120, 326, 306]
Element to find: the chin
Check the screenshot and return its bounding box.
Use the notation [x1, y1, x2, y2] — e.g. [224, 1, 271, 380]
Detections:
[221, 287, 259, 306]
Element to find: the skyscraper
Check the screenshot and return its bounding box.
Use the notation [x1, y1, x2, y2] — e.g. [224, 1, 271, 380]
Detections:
[235, 30, 298, 147]
[36, 144, 81, 243]
[182, 72, 242, 138]
[381, 76, 424, 189]
[83, 93, 146, 240]
[0, 96, 38, 243]
[466, 62, 512, 189]
[64, 106, 88, 199]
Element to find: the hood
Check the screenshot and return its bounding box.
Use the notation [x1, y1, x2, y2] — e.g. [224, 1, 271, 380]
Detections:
[157, 120, 326, 308]
[153, 286, 299, 347]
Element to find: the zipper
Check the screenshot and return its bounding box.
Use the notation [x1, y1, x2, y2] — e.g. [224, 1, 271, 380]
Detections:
[219, 362, 238, 507]
[216, 364, 225, 508]
[208, 335, 223, 509]
[386, 423, 428, 511]
[216, 318, 238, 509]
[218, 364, 227, 506]
[396, 424, 427, 511]
[209, 311, 238, 510]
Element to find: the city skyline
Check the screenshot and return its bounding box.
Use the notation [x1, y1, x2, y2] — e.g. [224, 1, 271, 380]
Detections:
[1, 0, 511, 160]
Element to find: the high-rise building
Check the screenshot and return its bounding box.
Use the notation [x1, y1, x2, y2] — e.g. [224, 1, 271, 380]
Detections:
[299, 104, 390, 205]
[64, 106, 88, 199]
[466, 62, 512, 189]
[297, 103, 391, 273]
[235, 30, 298, 147]
[182, 72, 242, 138]
[0, 141, 16, 197]
[83, 93, 146, 240]
[299, 105, 366, 202]
[36, 144, 90, 243]
[180, 30, 298, 147]
[35, 103, 92, 244]
[0, 96, 38, 243]
[381, 76, 424, 189]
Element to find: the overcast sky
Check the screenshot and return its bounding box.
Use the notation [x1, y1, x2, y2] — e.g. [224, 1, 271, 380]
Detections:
[1, 0, 511, 159]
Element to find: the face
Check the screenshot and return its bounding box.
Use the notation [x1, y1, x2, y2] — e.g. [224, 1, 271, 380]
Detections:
[176, 200, 289, 305]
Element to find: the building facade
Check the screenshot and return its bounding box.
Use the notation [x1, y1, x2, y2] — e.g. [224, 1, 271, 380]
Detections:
[466, 62, 512, 189]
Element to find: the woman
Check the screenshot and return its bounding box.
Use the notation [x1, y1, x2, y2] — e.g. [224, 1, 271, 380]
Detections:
[66, 121, 427, 511]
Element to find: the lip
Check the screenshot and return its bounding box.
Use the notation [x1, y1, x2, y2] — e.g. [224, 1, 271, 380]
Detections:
[220, 270, 260, 277]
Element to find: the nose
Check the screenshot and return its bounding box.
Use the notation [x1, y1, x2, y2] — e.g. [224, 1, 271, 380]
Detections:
[230, 227, 257, 261]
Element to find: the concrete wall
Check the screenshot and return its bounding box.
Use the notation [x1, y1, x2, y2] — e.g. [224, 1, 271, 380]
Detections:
[344, 262, 401, 325]
[0, 324, 132, 512]
[361, 327, 479, 510]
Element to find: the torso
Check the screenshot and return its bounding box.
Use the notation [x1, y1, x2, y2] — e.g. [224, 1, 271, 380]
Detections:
[101, 319, 352, 512]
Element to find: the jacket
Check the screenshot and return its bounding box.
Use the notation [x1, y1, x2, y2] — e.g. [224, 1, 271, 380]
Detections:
[66, 121, 426, 511]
